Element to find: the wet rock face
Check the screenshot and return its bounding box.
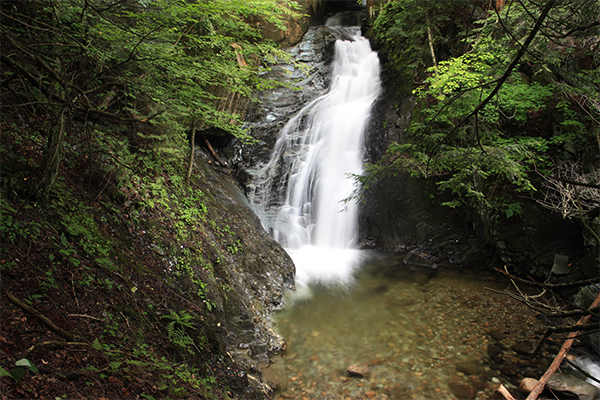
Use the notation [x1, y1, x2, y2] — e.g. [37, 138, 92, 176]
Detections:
[358, 72, 590, 276]
[358, 85, 488, 268]
[188, 159, 295, 396]
[228, 26, 345, 189]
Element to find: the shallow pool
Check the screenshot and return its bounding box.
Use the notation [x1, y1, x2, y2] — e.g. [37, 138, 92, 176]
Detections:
[266, 252, 551, 400]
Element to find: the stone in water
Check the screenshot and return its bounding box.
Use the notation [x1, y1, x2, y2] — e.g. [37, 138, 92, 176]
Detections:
[347, 363, 369, 378]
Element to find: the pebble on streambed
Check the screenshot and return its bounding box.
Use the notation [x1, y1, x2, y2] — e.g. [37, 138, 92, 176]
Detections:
[346, 363, 369, 378]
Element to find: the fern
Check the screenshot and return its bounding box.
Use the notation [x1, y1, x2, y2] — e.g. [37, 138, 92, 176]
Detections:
[161, 311, 198, 354]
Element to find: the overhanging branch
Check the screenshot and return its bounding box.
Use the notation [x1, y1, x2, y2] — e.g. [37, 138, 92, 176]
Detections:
[426, 0, 557, 171]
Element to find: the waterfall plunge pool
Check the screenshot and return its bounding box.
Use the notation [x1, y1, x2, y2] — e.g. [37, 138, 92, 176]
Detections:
[265, 252, 554, 400]
[247, 13, 556, 400]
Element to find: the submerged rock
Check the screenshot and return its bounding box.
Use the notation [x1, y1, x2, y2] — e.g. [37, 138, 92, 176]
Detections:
[455, 361, 482, 376]
[448, 381, 477, 400]
[487, 344, 505, 364]
[403, 251, 438, 269]
[489, 329, 506, 341]
[347, 363, 369, 378]
[512, 341, 536, 357]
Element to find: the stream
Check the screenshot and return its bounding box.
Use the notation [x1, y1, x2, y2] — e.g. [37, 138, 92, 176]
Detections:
[265, 253, 552, 400]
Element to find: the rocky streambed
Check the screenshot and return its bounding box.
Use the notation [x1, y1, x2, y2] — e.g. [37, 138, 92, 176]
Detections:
[260, 254, 596, 400]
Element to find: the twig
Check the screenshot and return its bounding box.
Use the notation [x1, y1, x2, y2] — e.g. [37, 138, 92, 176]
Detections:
[485, 287, 552, 313]
[19, 340, 88, 359]
[496, 384, 517, 400]
[67, 314, 103, 321]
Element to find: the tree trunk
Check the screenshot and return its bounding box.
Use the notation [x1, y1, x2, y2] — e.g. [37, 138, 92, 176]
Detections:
[40, 108, 66, 201]
[186, 124, 196, 183]
[425, 8, 437, 68]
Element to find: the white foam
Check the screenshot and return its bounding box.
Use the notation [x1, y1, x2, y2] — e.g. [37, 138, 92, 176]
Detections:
[288, 245, 363, 287]
[572, 356, 600, 388]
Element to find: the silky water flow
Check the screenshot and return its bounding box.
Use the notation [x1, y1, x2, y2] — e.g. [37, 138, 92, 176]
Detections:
[248, 26, 381, 294]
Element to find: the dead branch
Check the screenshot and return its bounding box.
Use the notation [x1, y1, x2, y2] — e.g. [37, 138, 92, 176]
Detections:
[545, 306, 599, 318]
[537, 161, 600, 220]
[531, 322, 599, 358]
[493, 267, 600, 317]
[525, 291, 600, 400]
[80, 107, 165, 123]
[496, 384, 517, 400]
[19, 340, 88, 359]
[67, 314, 103, 321]
[6, 291, 78, 342]
[204, 136, 228, 167]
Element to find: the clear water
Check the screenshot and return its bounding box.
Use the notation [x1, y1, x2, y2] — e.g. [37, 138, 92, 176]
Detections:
[267, 253, 550, 400]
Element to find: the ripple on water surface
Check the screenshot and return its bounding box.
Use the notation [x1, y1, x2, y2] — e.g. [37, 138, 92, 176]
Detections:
[268, 252, 551, 400]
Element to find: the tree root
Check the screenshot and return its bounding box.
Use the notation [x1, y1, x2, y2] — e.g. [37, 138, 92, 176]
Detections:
[6, 291, 78, 342]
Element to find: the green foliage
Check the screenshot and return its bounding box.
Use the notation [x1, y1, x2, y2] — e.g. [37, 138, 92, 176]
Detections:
[1, 0, 302, 200]
[0, 359, 39, 382]
[370, 0, 473, 82]
[366, 0, 599, 219]
[161, 310, 198, 354]
[414, 52, 500, 101]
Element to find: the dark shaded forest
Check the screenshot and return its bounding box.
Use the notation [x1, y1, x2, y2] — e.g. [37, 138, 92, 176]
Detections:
[1, 0, 598, 399]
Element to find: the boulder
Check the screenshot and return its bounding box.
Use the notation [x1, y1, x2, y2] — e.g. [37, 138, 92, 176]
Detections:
[547, 373, 600, 400]
[519, 377, 539, 393]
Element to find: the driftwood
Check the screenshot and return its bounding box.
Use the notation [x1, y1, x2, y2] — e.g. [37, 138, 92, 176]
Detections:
[525, 291, 600, 400]
[496, 384, 517, 400]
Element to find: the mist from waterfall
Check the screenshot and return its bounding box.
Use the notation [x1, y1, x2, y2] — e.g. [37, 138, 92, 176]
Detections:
[248, 24, 380, 291]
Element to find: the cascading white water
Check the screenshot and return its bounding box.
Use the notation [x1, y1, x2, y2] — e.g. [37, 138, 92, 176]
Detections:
[248, 24, 380, 290]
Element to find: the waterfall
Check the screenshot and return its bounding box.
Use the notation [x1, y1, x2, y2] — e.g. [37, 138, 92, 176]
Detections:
[248, 24, 380, 290]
